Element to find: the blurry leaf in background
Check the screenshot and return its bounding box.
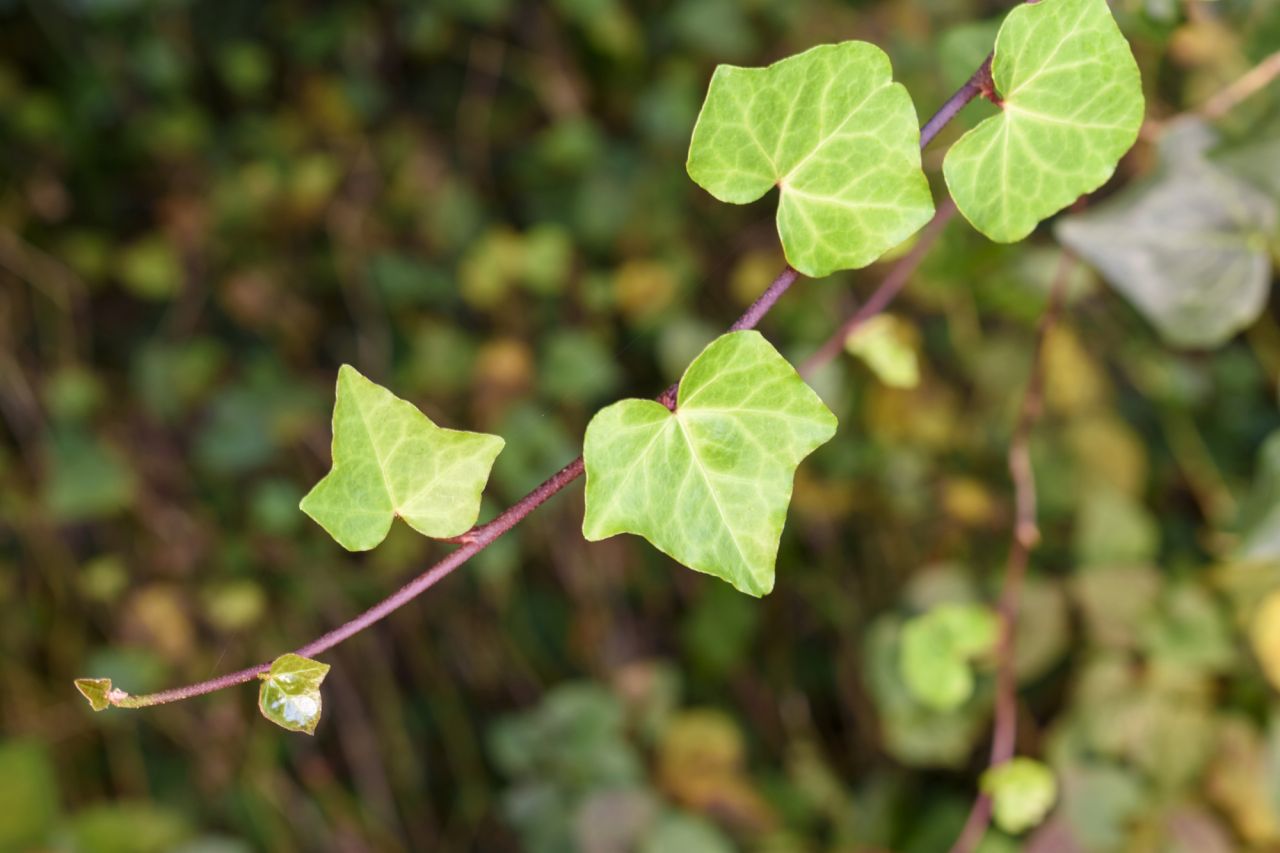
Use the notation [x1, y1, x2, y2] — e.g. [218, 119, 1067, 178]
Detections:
[299, 365, 505, 550]
[1073, 487, 1159, 568]
[640, 811, 734, 853]
[1249, 589, 1280, 690]
[1055, 763, 1145, 851]
[685, 41, 934, 276]
[0, 740, 59, 848]
[981, 757, 1057, 834]
[943, 0, 1144, 242]
[845, 314, 921, 389]
[899, 601, 997, 711]
[657, 710, 774, 832]
[257, 653, 330, 735]
[491, 684, 645, 852]
[582, 332, 837, 596]
[540, 330, 622, 406]
[1237, 430, 1280, 559]
[1057, 120, 1278, 348]
[43, 429, 136, 522]
[66, 802, 191, 853]
[1206, 716, 1280, 845]
[116, 235, 182, 300]
[865, 617, 990, 768]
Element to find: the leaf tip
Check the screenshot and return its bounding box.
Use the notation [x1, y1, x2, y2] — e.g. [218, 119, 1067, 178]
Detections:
[74, 677, 115, 712]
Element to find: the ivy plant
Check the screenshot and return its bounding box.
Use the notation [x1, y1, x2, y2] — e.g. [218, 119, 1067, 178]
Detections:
[76, 6, 1180, 843]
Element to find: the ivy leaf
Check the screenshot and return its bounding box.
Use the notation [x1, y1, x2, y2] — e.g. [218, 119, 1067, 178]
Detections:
[582, 331, 836, 597]
[981, 757, 1058, 834]
[943, 0, 1144, 242]
[257, 653, 330, 735]
[1057, 120, 1278, 348]
[74, 677, 114, 712]
[899, 603, 998, 711]
[300, 365, 505, 550]
[686, 41, 935, 277]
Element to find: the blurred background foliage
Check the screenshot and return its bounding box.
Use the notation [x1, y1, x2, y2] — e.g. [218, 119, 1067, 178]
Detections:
[2, 0, 1280, 850]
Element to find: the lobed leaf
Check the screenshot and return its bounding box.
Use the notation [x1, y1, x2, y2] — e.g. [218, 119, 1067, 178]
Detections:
[257, 653, 330, 735]
[582, 331, 836, 596]
[943, 0, 1144, 242]
[300, 365, 505, 550]
[686, 41, 935, 277]
[1056, 120, 1277, 349]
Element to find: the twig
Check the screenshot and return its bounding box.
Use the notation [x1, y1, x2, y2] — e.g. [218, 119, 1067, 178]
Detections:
[948, 252, 1075, 853]
[920, 55, 995, 147]
[86, 56, 995, 712]
[1199, 49, 1280, 121]
[799, 199, 957, 377]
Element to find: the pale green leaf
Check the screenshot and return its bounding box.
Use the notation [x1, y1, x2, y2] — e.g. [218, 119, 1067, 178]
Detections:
[301, 365, 505, 550]
[899, 602, 998, 711]
[74, 677, 114, 712]
[943, 0, 1144, 242]
[582, 331, 836, 597]
[686, 41, 934, 277]
[981, 757, 1058, 834]
[257, 653, 330, 735]
[1056, 120, 1277, 349]
[845, 314, 920, 388]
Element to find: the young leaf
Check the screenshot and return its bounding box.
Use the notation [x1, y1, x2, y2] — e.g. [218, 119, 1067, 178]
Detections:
[1056, 120, 1277, 349]
[258, 653, 330, 735]
[300, 365, 505, 550]
[74, 677, 114, 712]
[942, 0, 1144, 242]
[582, 331, 836, 597]
[981, 757, 1058, 834]
[686, 41, 935, 277]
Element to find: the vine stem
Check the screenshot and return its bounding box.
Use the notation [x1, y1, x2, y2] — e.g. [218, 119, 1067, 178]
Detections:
[92, 59, 991, 711]
[947, 252, 1075, 853]
[799, 198, 956, 376]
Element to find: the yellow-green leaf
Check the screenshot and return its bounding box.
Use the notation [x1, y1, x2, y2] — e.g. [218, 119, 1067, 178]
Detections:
[943, 0, 1144, 242]
[74, 677, 114, 712]
[258, 653, 330, 735]
[686, 42, 935, 276]
[301, 365, 505, 550]
[582, 331, 836, 597]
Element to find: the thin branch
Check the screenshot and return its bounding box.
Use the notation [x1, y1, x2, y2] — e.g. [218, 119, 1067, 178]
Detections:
[89, 55, 994, 712]
[1199, 49, 1280, 121]
[920, 54, 994, 147]
[948, 252, 1075, 853]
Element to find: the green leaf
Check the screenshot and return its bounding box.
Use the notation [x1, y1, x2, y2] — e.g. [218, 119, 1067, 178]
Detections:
[981, 757, 1058, 834]
[582, 331, 836, 596]
[74, 677, 114, 712]
[942, 0, 1144, 242]
[257, 653, 330, 735]
[1056, 120, 1277, 348]
[300, 365, 505, 550]
[686, 41, 935, 277]
[899, 602, 998, 711]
